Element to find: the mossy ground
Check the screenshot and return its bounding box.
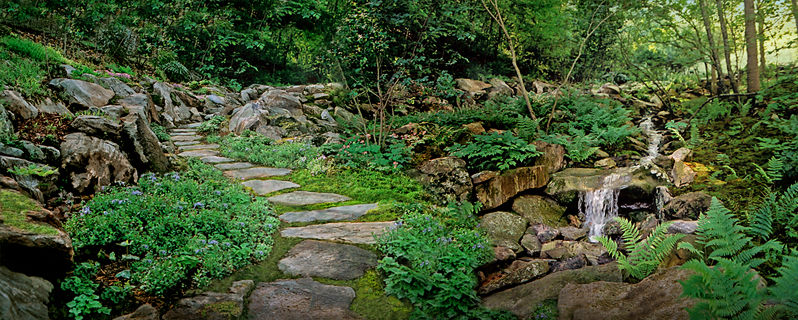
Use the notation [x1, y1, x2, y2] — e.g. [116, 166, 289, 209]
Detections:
[0, 189, 58, 235]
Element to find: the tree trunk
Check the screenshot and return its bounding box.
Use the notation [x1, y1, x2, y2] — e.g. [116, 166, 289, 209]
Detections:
[792, 0, 798, 35]
[756, 0, 766, 76]
[699, 0, 726, 94]
[716, 0, 739, 93]
[745, 0, 761, 92]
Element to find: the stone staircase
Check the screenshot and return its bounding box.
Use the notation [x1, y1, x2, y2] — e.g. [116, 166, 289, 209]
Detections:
[162, 122, 395, 319]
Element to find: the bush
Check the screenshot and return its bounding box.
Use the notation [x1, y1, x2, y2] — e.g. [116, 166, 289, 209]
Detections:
[324, 136, 411, 173]
[197, 116, 226, 135]
[210, 132, 327, 172]
[447, 131, 541, 172]
[0, 36, 69, 64]
[0, 51, 46, 97]
[65, 159, 279, 295]
[150, 123, 170, 142]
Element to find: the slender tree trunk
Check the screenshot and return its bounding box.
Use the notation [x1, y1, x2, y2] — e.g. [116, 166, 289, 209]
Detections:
[745, 0, 761, 92]
[699, 0, 726, 94]
[756, 1, 766, 76]
[792, 0, 798, 35]
[716, 0, 739, 93]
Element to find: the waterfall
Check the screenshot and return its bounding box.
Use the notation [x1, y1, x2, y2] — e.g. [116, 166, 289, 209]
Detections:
[638, 117, 662, 166]
[579, 173, 623, 242]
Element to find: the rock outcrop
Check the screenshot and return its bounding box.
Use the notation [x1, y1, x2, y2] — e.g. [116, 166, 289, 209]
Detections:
[475, 166, 549, 210]
[49, 79, 115, 109]
[0, 266, 53, 320]
[413, 157, 472, 204]
[60, 133, 137, 193]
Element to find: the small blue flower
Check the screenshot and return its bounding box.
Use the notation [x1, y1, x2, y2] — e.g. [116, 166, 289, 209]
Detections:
[239, 222, 246, 227]
[216, 191, 222, 195]
[145, 259, 152, 264]
[177, 205, 183, 210]
[257, 250, 264, 255]
[80, 207, 90, 216]
[149, 175, 157, 181]
[193, 202, 204, 209]
[209, 240, 218, 245]
[223, 204, 228, 208]
[224, 242, 231, 247]
[200, 240, 206, 244]
[194, 249, 201, 254]
[131, 190, 143, 196]
[160, 250, 167, 255]
[143, 245, 149, 249]
[266, 224, 273, 228]
[103, 211, 109, 215]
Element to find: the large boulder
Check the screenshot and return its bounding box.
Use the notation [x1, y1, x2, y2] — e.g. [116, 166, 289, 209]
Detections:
[557, 267, 695, 320]
[49, 79, 115, 109]
[477, 259, 550, 295]
[163, 280, 253, 320]
[671, 161, 696, 187]
[533, 141, 566, 173]
[0, 266, 53, 320]
[34, 98, 72, 117]
[545, 167, 663, 205]
[455, 78, 492, 95]
[113, 304, 160, 320]
[480, 211, 527, 252]
[663, 192, 713, 220]
[153, 82, 190, 123]
[120, 111, 169, 172]
[482, 263, 621, 318]
[98, 77, 136, 98]
[412, 157, 472, 204]
[60, 133, 137, 194]
[0, 189, 73, 279]
[475, 166, 549, 210]
[0, 104, 14, 142]
[511, 195, 568, 228]
[258, 90, 303, 116]
[229, 102, 270, 135]
[0, 90, 38, 120]
[70, 115, 122, 137]
[540, 240, 607, 264]
[488, 78, 514, 99]
[248, 278, 362, 320]
[172, 90, 204, 113]
[118, 93, 160, 124]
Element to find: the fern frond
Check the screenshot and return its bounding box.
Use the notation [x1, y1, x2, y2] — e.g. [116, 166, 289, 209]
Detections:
[766, 157, 784, 183]
[597, 217, 683, 280]
[753, 163, 774, 184]
[771, 252, 798, 318]
[748, 193, 777, 240]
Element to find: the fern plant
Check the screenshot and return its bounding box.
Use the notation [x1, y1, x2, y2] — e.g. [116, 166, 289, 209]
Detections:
[747, 182, 798, 242]
[447, 131, 541, 172]
[680, 259, 774, 320]
[771, 251, 798, 318]
[596, 217, 685, 281]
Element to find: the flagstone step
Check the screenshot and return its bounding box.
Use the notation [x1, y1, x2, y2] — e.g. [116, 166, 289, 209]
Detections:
[279, 203, 378, 223]
[267, 191, 350, 206]
[201, 156, 234, 164]
[178, 150, 219, 158]
[215, 162, 255, 170]
[171, 135, 203, 141]
[178, 123, 203, 129]
[224, 167, 291, 180]
[242, 180, 300, 195]
[170, 132, 199, 136]
[174, 141, 200, 146]
[278, 240, 377, 280]
[178, 144, 220, 151]
[280, 221, 395, 244]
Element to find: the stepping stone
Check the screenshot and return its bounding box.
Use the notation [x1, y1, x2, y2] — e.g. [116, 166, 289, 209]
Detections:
[280, 203, 378, 223]
[178, 150, 219, 158]
[215, 162, 255, 170]
[170, 132, 199, 136]
[280, 221, 395, 244]
[178, 144, 220, 151]
[248, 278, 362, 320]
[171, 128, 198, 133]
[171, 135, 203, 141]
[178, 123, 203, 129]
[201, 156, 234, 164]
[174, 141, 200, 146]
[243, 180, 300, 195]
[267, 191, 350, 206]
[224, 167, 292, 180]
[278, 240, 378, 280]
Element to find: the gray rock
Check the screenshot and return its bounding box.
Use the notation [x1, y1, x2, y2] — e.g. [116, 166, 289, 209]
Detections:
[49, 79, 114, 109]
[153, 82, 190, 123]
[178, 144, 220, 151]
[70, 115, 122, 137]
[278, 240, 378, 280]
[99, 77, 135, 98]
[512, 195, 568, 228]
[488, 78, 513, 99]
[267, 191, 351, 206]
[170, 135, 202, 141]
[112, 304, 159, 320]
[0, 104, 14, 141]
[100, 105, 126, 120]
[60, 133, 137, 193]
[520, 234, 542, 256]
[663, 192, 713, 220]
[482, 263, 621, 318]
[281, 221, 394, 244]
[241, 88, 258, 102]
[228, 102, 269, 134]
[173, 141, 199, 146]
[671, 160, 696, 187]
[412, 157, 472, 204]
[528, 224, 560, 243]
[255, 125, 287, 140]
[224, 167, 291, 180]
[455, 78, 491, 94]
[242, 180, 300, 195]
[0, 266, 53, 320]
[280, 203, 378, 223]
[667, 220, 699, 234]
[248, 278, 362, 320]
[551, 253, 588, 273]
[178, 150, 219, 158]
[60, 64, 76, 77]
[189, 107, 202, 122]
[162, 280, 253, 320]
[559, 226, 587, 241]
[0, 90, 38, 120]
[546, 167, 663, 205]
[259, 90, 303, 116]
[18, 141, 45, 162]
[476, 166, 550, 210]
[121, 111, 170, 172]
[481, 211, 527, 252]
[35, 98, 73, 117]
[214, 162, 254, 170]
[477, 259, 550, 295]
[178, 122, 203, 129]
[493, 246, 516, 261]
[118, 93, 160, 124]
[541, 240, 607, 264]
[304, 84, 325, 95]
[200, 156, 234, 164]
[0, 143, 23, 157]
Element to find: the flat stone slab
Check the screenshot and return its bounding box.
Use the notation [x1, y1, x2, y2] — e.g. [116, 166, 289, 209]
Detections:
[170, 132, 199, 136]
[224, 167, 292, 180]
[178, 150, 219, 158]
[178, 123, 203, 129]
[201, 156, 234, 164]
[248, 278, 362, 320]
[278, 240, 378, 280]
[170, 135, 203, 141]
[267, 191, 350, 206]
[178, 144, 220, 151]
[174, 141, 200, 146]
[280, 221, 394, 244]
[280, 203, 378, 223]
[243, 180, 300, 195]
[215, 162, 255, 170]
[171, 128, 198, 133]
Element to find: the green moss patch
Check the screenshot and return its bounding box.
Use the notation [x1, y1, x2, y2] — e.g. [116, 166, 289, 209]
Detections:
[201, 300, 241, 319]
[315, 269, 412, 320]
[0, 190, 57, 235]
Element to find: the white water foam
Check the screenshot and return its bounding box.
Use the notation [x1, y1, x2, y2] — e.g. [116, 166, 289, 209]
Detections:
[580, 173, 623, 242]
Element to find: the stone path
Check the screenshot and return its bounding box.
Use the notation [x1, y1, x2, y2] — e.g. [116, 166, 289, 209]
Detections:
[168, 122, 394, 319]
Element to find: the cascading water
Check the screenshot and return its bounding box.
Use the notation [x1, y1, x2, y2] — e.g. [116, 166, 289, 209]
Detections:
[638, 117, 662, 166]
[579, 173, 623, 242]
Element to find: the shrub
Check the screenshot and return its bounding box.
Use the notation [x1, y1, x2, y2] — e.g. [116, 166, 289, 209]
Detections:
[65, 159, 280, 295]
[150, 123, 170, 142]
[0, 53, 46, 97]
[447, 131, 541, 172]
[324, 136, 411, 173]
[197, 116, 226, 135]
[210, 132, 327, 171]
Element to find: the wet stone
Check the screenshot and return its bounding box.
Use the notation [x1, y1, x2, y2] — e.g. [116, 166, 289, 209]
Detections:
[215, 162, 255, 170]
[170, 135, 203, 141]
[243, 180, 300, 195]
[177, 150, 219, 158]
[201, 156, 234, 164]
[267, 191, 351, 206]
[278, 240, 378, 280]
[174, 141, 200, 146]
[280, 221, 394, 244]
[224, 167, 292, 180]
[280, 203, 378, 223]
[178, 144, 220, 151]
